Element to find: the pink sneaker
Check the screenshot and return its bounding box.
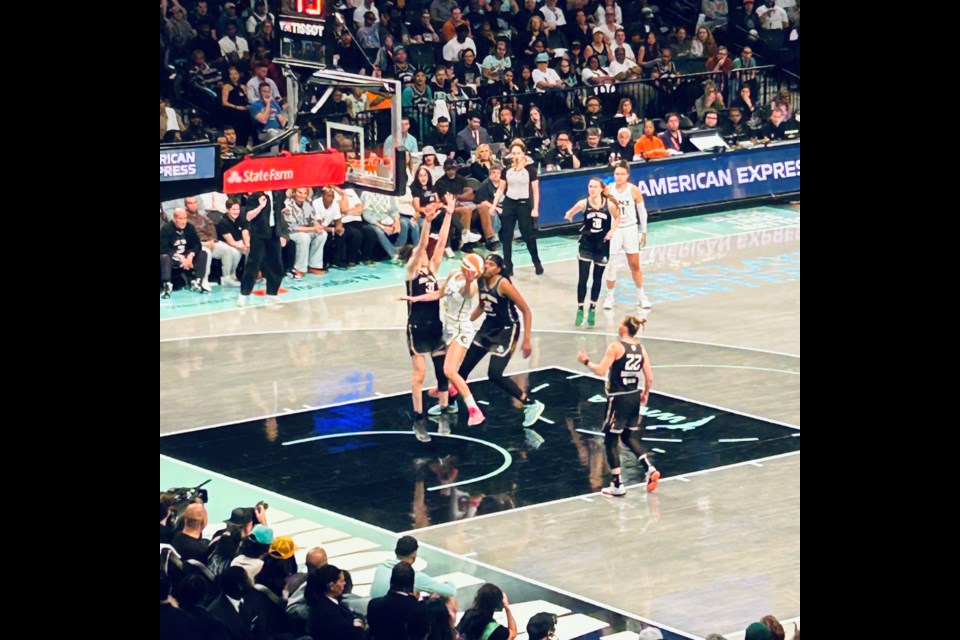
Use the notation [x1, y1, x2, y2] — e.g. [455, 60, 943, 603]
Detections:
[467, 407, 486, 426]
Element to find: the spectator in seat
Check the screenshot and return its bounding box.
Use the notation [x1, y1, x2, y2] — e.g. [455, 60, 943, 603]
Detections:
[250, 82, 286, 143]
[160, 208, 209, 298]
[214, 197, 248, 287]
[184, 196, 220, 289]
[442, 23, 477, 63]
[245, 61, 281, 104]
[181, 109, 217, 143]
[720, 106, 754, 140]
[426, 117, 457, 159]
[282, 187, 327, 278]
[166, 6, 194, 60]
[659, 112, 695, 153]
[759, 107, 788, 140]
[435, 158, 489, 249]
[189, 23, 224, 69]
[218, 22, 249, 67]
[160, 98, 186, 142]
[473, 164, 504, 250]
[695, 82, 726, 122]
[634, 119, 668, 158]
[246, 0, 274, 37]
[170, 502, 209, 562]
[490, 106, 519, 144]
[367, 563, 428, 640]
[311, 187, 346, 269]
[370, 536, 456, 599]
[188, 49, 223, 91]
[337, 185, 378, 266]
[482, 39, 512, 83]
[305, 564, 365, 640]
[441, 6, 471, 43]
[216, 2, 243, 42]
[360, 190, 415, 260]
[456, 112, 492, 152]
[543, 131, 582, 171]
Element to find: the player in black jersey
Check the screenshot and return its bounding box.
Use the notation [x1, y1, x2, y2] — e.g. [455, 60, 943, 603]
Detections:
[456, 254, 546, 427]
[564, 177, 620, 328]
[398, 194, 456, 442]
[577, 315, 660, 496]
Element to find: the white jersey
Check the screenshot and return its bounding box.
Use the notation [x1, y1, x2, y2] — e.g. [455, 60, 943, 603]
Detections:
[443, 271, 473, 327]
[611, 183, 638, 227]
[442, 271, 476, 348]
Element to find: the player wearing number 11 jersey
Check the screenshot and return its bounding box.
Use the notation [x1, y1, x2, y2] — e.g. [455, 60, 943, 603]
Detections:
[576, 315, 660, 497]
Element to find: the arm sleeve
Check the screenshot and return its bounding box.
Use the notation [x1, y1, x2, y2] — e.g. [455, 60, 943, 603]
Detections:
[414, 572, 456, 598]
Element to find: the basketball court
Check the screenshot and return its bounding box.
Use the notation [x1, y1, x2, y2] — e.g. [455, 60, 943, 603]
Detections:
[161, 188, 799, 639]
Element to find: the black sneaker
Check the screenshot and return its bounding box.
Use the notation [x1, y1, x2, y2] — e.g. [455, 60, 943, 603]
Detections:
[485, 237, 501, 252]
[161, 282, 173, 299]
[535, 263, 544, 275]
[461, 242, 476, 254]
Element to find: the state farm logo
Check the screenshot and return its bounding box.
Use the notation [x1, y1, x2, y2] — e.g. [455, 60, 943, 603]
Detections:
[229, 168, 297, 183]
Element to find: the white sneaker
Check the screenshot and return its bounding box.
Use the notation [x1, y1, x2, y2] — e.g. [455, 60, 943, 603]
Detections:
[638, 293, 652, 309]
[200, 279, 213, 292]
[444, 247, 456, 259]
[236, 294, 248, 307]
[190, 278, 203, 293]
[264, 295, 283, 305]
[222, 276, 242, 287]
[601, 483, 627, 497]
[603, 295, 615, 310]
[462, 230, 482, 244]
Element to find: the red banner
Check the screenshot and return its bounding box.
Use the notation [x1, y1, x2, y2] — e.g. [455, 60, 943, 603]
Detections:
[223, 151, 347, 194]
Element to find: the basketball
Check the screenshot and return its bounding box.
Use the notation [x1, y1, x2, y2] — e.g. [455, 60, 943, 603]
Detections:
[461, 253, 485, 275]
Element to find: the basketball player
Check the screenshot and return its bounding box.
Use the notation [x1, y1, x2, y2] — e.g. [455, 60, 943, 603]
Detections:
[457, 254, 545, 427]
[399, 194, 456, 442]
[401, 251, 488, 426]
[577, 315, 660, 496]
[564, 177, 620, 327]
[602, 161, 652, 310]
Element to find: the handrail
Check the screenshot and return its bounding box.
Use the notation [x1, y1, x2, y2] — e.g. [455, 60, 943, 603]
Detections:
[248, 126, 301, 155]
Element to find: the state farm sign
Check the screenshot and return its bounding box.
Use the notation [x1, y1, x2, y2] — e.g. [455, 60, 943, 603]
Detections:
[223, 151, 347, 193]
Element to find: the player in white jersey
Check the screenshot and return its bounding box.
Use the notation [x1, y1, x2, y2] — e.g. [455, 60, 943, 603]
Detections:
[602, 161, 652, 310]
[401, 250, 488, 426]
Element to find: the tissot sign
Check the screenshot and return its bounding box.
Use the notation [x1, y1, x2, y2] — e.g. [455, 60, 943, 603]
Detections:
[279, 16, 325, 36]
[222, 151, 347, 193]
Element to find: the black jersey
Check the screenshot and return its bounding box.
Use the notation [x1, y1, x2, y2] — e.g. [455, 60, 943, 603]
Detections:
[606, 341, 644, 396]
[407, 270, 441, 324]
[479, 276, 519, 326]
[580, 196, 612, 238]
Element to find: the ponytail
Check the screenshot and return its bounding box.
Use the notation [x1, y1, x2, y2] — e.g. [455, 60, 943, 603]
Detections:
[623, 315, 647, 336]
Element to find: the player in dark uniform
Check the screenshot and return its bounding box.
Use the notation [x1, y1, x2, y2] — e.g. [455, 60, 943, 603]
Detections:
[456, 254, 546, 427]
[398, 194, 456, 442]
[564, 177, 620, 328]
[577, 315, 659, 496]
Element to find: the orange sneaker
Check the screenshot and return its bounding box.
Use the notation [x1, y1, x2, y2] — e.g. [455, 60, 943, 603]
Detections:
[645, 468, 660, 493]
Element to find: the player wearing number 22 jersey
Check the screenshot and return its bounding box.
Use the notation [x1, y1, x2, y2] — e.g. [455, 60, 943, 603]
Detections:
[576, 315, 661, 497]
